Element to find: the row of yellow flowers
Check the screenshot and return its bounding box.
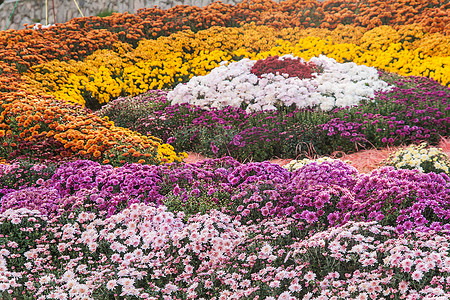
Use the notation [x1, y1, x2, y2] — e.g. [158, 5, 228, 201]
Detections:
[254, 37, 449, 83]
[24, 24, 450, 108]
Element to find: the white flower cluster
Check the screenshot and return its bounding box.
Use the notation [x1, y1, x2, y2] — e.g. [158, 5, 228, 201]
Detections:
[383, 142, 450, 174]
[32, 23, 56, 30]
[168, 54, 391, 112]
[283, 156, 351, 172]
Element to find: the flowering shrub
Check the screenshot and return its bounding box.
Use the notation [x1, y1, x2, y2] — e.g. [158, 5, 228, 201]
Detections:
[0, 91, 186, 165]
[291, 160, 360, 190]
[227, 161, 291, 186]
[0, 207, 112, 299]
[163, 187, 231, 221]
[250, 55, 322, 79]
[147, 209, 246, 298]
[291, 221, 450, 299]
[383, 142, 450, 174]
[96, 206, 246, 299]
[0, 186, 66, 216]
[212, 217, 310, 299]
[320, 75, 450, 149]
[224, 161, 358, 233]
[157, 158, 240, 220]
[351, 167, 450, 233]
[48, 160, 165, 215]
[169, 54, 390, 112]
[0, 159, 58, 198]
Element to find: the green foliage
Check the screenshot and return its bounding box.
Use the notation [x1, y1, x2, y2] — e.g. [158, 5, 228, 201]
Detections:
[163, 188, 230, 221]
[95, 91, 163, 130]
[96, 9, 117, 18]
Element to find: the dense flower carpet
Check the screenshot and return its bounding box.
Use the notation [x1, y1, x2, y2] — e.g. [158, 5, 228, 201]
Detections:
[0, 0, 450, 299]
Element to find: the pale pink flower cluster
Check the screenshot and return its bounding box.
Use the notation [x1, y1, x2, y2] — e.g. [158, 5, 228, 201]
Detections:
[290, 222, 450, 299]
[1, 205, 449, 299]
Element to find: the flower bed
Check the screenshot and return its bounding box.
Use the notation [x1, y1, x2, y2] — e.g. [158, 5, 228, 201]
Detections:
[0, 157, 450, 298]
[98, 74, 449, 161]
[0, 91, 186, 165]
[1, 1, 450, 299]
[22, 24, 449, 108]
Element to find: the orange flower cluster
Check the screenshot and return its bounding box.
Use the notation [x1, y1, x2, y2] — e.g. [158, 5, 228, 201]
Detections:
[280, 0, 449, 33]
[0, 86, 186, 165]
[1, 0, 447, 78]
[84, 0, 450, 42]
[0, 25, 119, 76]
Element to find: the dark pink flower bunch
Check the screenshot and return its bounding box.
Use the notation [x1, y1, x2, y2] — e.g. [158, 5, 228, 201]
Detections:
[250, 55, 322, 79]
[226, 161, 357, 232]
[351, 167, 450, 233]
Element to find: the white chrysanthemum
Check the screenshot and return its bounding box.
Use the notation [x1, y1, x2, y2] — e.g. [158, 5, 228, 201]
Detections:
[283, 156, 351, 172]
[168, 55, 391, 112]
[260, 243, 273, 256]
[384, 142, 450, 174]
